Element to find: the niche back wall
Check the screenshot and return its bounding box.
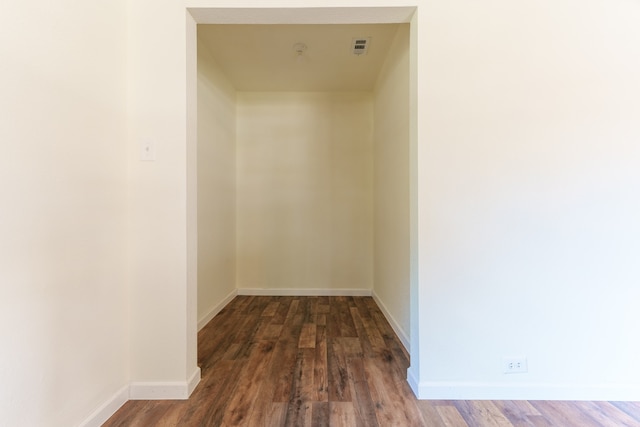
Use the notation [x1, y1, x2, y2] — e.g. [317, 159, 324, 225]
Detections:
[236, 92, 374, 293]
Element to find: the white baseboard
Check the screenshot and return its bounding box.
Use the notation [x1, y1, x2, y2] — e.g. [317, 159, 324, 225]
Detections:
[408, 377, 640, 401]
[130, 367, 201, 400]
[198, 289, 238, 331]
[371, 291, 410, 354]
[407, 366, 421, 399]
[77, 384, 129, 427]
[78, 368, 201, 424]
[187, 366, 202, 396]
[237, 288, 372, 296]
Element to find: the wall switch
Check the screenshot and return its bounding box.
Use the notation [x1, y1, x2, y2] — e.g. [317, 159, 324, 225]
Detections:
[503, 357, 528, 374]
[140, 139, 156, 161]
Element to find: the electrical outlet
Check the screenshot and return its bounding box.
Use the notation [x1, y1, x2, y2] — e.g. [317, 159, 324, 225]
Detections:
[503, 357, 528, 374]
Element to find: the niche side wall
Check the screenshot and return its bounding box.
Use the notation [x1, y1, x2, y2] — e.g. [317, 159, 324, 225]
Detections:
[236, 92, 374, 294]
[372, 24, 411, 350]
[197, 38, 238, 328]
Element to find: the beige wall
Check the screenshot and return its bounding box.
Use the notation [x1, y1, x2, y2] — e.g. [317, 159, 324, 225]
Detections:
[372, 24, 411, 348]
[197, 38, 237, 325]
[0, 1, 129, 425]
[236, 92, 374, 292]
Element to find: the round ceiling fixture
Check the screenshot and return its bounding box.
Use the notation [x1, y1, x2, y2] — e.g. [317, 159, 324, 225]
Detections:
[293, 42, 308, 57]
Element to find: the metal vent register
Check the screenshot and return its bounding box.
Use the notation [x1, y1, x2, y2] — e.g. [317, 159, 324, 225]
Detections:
[351, 37, 371, 55]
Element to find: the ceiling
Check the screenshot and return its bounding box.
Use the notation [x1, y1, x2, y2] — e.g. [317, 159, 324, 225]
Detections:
[197, 24, 401, 92]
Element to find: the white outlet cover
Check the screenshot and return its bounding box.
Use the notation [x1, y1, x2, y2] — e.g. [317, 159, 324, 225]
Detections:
[503, 357, 528, 374]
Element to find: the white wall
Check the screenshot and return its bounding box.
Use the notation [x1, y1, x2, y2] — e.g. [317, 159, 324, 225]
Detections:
[126, 1, 200, 398]
[5, 1, 637, 423]
[372, 24, 411, 349]
[0, 1, 129, 426]
[197, 37, 237, 327]
[415, 0, 640, 399]
[236, 92, 374, 293]
[191, 1, 640, 401]
[115, 0, 640, 411]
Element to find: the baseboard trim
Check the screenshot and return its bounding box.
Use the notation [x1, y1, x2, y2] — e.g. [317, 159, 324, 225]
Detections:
[409, 379, 640, 401]
[371, 291, 410, 354]
[407, 366, 421, 399]
[237, 288, 372, 296]
[198, 289, 238, 331]
[187, 366, 202, 396]
[78, 368, 201, 424]
[130, 367, 201, 400]
[78, 384, 129, 427]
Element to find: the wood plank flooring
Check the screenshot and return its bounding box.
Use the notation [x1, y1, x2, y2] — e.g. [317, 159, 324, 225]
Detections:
[103, 296, 640, 426]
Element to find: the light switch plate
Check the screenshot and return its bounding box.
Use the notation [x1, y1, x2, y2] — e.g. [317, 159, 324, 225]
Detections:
[140, 139, 156, 161]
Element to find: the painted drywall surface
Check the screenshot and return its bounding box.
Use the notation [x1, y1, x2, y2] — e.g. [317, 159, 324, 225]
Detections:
[372, 24, 411, 347]
[0, 1, 129, 426]
[236, 92, 374, 291]
[127, 0, 197, 386]
[197, 38, 237, 323]
[117, 0, 640, 407]
[417, 0, 640, 397]
[125, 0, 407, 400]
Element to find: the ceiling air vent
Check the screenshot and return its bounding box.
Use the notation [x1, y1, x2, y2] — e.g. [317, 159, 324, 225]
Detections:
[351, 37, 371, 56]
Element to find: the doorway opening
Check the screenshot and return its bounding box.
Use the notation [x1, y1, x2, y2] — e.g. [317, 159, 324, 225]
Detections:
[186, 5, 419, 394]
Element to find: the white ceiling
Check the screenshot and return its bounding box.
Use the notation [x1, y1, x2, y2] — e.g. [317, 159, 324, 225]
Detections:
[197, 24, 402, 92]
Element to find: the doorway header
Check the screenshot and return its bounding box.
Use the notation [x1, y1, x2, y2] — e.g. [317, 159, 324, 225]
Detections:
[188, 7, 416, 25]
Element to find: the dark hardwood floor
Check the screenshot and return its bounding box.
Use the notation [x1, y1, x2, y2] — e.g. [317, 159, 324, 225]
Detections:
[103, 295, 640, 426]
